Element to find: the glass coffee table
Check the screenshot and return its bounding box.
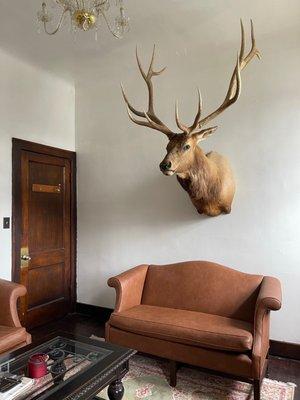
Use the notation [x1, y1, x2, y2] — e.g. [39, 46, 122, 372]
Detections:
[0, 332, 136, 400]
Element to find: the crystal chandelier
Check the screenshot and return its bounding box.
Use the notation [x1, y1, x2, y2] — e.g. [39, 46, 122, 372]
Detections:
[37, 0, 130, 40]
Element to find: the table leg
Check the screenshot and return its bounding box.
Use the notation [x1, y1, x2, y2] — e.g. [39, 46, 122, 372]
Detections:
[107, 379, 124, 400]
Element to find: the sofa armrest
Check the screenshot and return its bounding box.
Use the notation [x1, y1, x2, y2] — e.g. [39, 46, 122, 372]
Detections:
[252, 276, 282, 377]
[0, 279, 27, 328]
[255, 276, 282, 312]
[108, 265, 149, 313]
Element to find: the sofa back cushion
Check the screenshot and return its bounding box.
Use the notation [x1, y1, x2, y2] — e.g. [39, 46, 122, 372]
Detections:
[141, 261, 263, 322]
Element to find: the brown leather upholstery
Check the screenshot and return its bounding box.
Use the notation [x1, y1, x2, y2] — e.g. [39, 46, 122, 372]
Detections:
[142, 262, 263, 322]
[106, 326, 253, 378]
[109, 305, 253, 352]
[0, 279, 32, 356]
[0, 327, 28, 354]
[252, 276, 282, 377]
[106, 261, 282, 385]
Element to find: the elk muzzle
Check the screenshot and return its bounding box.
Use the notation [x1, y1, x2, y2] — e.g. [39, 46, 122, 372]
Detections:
[160, 160, 174, 176]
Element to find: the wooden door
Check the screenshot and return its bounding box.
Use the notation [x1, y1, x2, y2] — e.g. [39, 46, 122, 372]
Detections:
[12, 139, 76, 328]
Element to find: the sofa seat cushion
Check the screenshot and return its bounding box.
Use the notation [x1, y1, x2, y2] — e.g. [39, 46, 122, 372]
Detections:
[0, 326, 27, 354]
[109, 305, 253, 352]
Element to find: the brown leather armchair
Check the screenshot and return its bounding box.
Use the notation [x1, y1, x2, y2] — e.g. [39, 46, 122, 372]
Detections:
[0, 279, 31, 355]
[106, 261, 282, 400]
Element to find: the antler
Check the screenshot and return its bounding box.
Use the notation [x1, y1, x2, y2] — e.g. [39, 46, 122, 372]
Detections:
[122, 20, 260, 140]
[121, 45, 174, 138]
[175, 88, 203, 135]
[195, 19, 261, 131]
[175, 20, 261, 137]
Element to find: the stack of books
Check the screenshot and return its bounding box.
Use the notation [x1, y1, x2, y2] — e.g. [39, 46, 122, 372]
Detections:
[0, 376, 34, 400]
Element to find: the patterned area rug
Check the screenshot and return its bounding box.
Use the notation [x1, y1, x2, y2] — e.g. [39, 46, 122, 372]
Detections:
[97, 354, 296, 400]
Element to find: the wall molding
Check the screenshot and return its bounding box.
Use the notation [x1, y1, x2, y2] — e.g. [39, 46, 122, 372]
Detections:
[75, 302, 300, 361]
[269, 340, 300, 361]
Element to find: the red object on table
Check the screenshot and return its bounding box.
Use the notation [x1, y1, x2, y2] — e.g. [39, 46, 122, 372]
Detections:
[28, 353, 48, 378]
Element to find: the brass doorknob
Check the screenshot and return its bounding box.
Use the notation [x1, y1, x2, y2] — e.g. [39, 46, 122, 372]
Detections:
[21, 254, 31, 261]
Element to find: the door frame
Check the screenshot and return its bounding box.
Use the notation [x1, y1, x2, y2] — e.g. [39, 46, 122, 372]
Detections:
[12, 138, 77, 311]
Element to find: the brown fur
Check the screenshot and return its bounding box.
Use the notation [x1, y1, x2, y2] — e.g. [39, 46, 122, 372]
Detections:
[161, 134, 235, 217]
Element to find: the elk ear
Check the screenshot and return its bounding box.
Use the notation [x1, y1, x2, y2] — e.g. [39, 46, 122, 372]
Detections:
[194, 126, 218, 143]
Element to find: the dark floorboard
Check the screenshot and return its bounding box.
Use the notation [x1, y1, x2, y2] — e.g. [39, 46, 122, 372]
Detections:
[30, 313, 105, 342]
[30, 313, 300, 399]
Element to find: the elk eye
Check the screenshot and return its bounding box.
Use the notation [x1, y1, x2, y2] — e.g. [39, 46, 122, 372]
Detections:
[183, 144, 190, 151]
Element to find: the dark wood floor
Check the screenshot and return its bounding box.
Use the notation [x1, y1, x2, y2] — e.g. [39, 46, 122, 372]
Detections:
[30, 313, 300, 399]
[30, 313, 105, 342]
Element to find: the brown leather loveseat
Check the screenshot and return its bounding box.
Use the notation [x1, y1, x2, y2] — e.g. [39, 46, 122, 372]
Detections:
[0, 279, 31, 355]
[106, 261, 282, 400]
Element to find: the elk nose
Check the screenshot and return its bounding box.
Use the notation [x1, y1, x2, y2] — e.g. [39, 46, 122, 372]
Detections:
[160, 161, 172, 171]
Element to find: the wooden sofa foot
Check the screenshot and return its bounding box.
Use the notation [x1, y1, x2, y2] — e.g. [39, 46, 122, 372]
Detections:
[265, 352, 270, 378]
[169, 360, 178, 387]
[253, 379, 261, 400]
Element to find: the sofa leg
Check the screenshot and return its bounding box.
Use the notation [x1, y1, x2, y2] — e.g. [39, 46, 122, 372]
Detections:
[169, 360, 178, 387]
[266, 352, 270, 378]
[253, 379, 261, 400]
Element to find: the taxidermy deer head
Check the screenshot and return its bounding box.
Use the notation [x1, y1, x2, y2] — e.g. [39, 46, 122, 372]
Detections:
[121, 21, 261, 216]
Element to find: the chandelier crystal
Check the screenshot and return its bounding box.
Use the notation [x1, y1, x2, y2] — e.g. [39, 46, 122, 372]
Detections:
[37, 0, 130, 40]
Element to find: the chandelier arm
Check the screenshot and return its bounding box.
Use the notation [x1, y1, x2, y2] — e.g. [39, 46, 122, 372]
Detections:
[94, 0, 109, 9]
[98, 8, 122, 39]
[43, 8, 69, 35]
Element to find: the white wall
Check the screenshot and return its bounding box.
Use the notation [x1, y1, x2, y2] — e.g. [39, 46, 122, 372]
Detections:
[76, 0, 300, 343]
[0, 48, 75, 280]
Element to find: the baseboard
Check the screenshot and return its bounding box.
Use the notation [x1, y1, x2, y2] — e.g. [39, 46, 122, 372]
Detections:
[75, 302, 300, 361]
[76, 302, 112, 322]
[269, 340, 300, 361]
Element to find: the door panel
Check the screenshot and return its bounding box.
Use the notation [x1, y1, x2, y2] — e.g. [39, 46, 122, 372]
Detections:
[29, 166, 64, 252]
[12, 140, 76, 329]
[27, 263, 65, 308]
[28, 157, 65, 254]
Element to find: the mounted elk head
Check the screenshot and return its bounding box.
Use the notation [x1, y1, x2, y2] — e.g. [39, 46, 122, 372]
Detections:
[121, 21, 261, 217]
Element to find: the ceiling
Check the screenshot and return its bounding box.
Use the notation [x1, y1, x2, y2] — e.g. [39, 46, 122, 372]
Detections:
[0, 0, 299, 83]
